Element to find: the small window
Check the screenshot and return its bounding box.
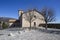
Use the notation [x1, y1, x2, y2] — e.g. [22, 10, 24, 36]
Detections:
[34, 15, 36, 18]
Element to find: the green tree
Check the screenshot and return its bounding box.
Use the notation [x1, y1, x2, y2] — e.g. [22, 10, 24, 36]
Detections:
[2, 22, 8, 29]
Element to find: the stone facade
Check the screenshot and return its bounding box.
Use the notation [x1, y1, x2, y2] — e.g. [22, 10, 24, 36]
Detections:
[19, 9, 45, 27]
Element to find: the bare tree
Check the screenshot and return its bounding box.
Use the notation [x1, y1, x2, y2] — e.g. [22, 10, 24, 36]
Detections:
[41, 8, 55, 30]
[25, 10, 35, 29]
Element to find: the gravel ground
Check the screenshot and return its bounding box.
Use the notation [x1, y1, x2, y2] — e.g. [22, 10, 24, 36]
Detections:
[0, 28, 60, 40]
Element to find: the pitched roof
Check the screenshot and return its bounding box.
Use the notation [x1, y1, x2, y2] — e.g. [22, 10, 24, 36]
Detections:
[23, 9, 44, 17]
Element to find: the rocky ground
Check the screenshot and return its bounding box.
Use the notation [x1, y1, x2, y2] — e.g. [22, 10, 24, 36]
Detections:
[0, 27, 60, 40]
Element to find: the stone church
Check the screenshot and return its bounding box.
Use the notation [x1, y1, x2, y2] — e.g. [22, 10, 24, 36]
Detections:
[0, 9, 45, 28]
[18, 9, 45, 27]
[0, 9, 60, 29]
[1, 9, 45, 28]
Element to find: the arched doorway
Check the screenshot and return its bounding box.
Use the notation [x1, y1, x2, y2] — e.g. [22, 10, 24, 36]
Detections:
[34, 22, 36, 27]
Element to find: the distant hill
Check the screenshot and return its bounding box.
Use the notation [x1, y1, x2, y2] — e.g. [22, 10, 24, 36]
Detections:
[0, 17, 17, 22]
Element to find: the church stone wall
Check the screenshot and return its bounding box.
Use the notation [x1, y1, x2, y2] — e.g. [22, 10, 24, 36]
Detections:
[22, 10, 45, 27]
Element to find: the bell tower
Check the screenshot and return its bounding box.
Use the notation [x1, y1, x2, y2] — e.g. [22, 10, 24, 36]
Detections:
[18, 10, 24, 27]
[18, 10, 23, 17]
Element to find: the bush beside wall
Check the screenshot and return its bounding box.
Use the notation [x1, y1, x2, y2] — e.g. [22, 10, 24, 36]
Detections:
[2, 22, 8, 29]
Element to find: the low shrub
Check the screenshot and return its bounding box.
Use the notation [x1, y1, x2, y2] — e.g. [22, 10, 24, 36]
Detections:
[2, 22, 8, 29]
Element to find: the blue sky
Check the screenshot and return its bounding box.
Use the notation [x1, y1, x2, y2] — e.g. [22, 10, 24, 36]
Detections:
[0, 0, 60, 23]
